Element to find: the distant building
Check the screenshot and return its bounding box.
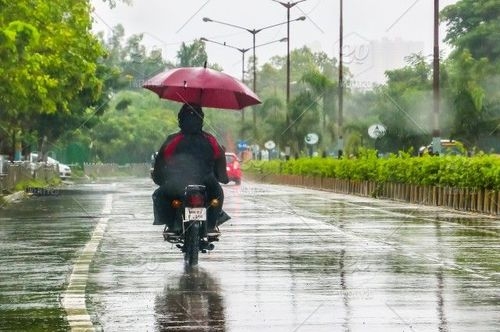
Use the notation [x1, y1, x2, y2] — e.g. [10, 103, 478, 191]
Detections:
[346, 37, 425, 88]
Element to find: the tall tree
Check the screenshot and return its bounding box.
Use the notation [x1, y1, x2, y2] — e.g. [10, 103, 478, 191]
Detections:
[176, 39, 208, 67]
[442, 0, 500, 62]
[286, 91, 320, 155]
[0, 0, 105, 157]
[98, 25, 169, 91]
[377, 54, 433, 152]
[257, 47, 338, 154]
[447, 50, 490, 146]
[301, 69, 336, 149]
[442, 0, 500, 150]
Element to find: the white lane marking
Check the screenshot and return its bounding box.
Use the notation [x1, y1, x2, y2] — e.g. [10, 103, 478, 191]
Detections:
[61, 194, 113, 331]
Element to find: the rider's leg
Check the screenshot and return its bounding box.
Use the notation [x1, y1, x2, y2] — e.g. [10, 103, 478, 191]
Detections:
[153, 185, 179, 234]
[206, 179, 224, 233]
[161, 183, 184, 235]
[152, 187, 167, 225]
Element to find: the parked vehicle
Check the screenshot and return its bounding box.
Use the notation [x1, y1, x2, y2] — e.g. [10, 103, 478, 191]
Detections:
[225, 152, 241, 185]
[418, 139, 467, 156]
[57, 163, 72, 179]
[29, 153, 72, 179]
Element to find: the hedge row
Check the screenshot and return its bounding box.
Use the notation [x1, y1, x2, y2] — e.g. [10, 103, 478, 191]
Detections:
[243, 150, 500, 190]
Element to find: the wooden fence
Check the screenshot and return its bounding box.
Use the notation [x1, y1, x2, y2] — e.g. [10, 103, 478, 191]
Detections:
[246, 173, 500, 216]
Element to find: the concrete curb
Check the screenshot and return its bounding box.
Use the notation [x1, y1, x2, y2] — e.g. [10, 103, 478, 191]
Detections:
[2, 191, 27, 205]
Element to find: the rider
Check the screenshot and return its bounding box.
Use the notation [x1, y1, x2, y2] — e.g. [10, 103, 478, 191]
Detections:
[151, 103, 229, 236]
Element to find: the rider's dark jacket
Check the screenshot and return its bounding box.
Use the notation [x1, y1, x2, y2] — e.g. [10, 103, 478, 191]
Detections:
[152, 104, 228, 194]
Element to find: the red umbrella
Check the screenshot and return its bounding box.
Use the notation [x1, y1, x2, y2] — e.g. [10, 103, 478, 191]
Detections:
[142, 66, 261, 110]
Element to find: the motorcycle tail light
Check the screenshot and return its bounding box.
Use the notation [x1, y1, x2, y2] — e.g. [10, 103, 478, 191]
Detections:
[171, 199, 182, 209]
[187, 193, 205, 207]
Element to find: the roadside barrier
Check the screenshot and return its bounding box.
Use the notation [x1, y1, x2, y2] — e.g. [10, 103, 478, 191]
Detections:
[246, 173, 500, 216]
[0, 163, 58, 194]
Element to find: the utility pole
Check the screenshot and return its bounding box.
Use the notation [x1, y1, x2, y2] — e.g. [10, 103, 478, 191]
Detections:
[337, 0, 344, 158]
[203, 16, 302, 133]
[273, 0, 307, 127]
[432, 0, 441, 155]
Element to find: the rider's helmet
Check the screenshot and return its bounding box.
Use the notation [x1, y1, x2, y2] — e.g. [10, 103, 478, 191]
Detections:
[178, 103, 204, 134]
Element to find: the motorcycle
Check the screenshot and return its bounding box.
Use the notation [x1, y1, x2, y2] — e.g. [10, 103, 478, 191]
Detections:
[162, 184, 224, 266]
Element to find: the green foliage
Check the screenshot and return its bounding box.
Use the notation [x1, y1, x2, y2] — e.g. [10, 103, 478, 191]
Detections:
[446, 50, 491, 146]
[245, 152, 500, 190]
[14, 177, 60, 192]
[442, 0, 500, 61]
[442, 0, 500, 149]
[101, 0, 132, 8]
[377, 53, 432, 152]
[254, 46, 338, 153]
[177, 39, 208, 67]
[98, 24, 169, 91]
[0, 0, 106, 157]
[89, 90, 178, 163]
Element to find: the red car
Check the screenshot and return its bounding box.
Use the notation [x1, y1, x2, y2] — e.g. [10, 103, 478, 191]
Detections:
[225, 152, 242, 185]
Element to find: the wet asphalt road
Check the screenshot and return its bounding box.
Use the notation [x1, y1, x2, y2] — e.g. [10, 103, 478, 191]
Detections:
[0, 177, 499, 331]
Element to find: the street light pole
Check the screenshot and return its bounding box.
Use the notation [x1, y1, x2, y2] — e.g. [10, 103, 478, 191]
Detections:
[272, 0, 307, 127]
[201, 37, 288, 83]
[338, 0, 344, 158]
[200, 37, 250, 83]
[203, 16, 305, 132]
[200, 37, 287, 122]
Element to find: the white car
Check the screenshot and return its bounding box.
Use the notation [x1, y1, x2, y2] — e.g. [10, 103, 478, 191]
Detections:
[57, 163, 72, 179]
[30, 153, 72, 179]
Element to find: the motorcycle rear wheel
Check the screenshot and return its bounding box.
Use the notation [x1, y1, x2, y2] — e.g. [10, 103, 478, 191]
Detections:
[184, 221, 200, 266]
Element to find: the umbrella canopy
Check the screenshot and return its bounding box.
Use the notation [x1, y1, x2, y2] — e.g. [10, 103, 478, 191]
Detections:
[142, 67, 261, 110]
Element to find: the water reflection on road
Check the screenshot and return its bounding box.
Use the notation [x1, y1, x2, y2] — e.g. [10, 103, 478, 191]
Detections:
[155, 266, 225, 331]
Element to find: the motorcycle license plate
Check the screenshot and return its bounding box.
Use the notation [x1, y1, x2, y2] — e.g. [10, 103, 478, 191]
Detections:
[185, 207, 206, 221]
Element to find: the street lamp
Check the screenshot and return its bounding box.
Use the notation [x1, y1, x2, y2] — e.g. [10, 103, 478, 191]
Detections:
[201, 37, 251, 84]
[272, 0, 307, 127]
[203, 16, 305, 94]
[200, 37, 287, 122]
[203, 15, 305, 137]
[200, 37, 287, 84]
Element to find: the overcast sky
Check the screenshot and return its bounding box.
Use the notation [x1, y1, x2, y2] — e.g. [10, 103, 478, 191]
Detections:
[91, 0, 458, 82]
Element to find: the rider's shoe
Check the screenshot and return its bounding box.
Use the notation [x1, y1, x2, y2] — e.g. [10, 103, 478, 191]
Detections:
[163, 227, 181, 241]
[207, 226, 220, 242]
[200, 240, 215, 251]
[163, 227, 179, 236]
[207, 226, 220, 237]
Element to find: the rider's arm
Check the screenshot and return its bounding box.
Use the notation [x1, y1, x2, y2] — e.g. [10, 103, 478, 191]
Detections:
[214, 144, 229, 184]
[151, 152, 165, 185]
[152, 134, 176, 185]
